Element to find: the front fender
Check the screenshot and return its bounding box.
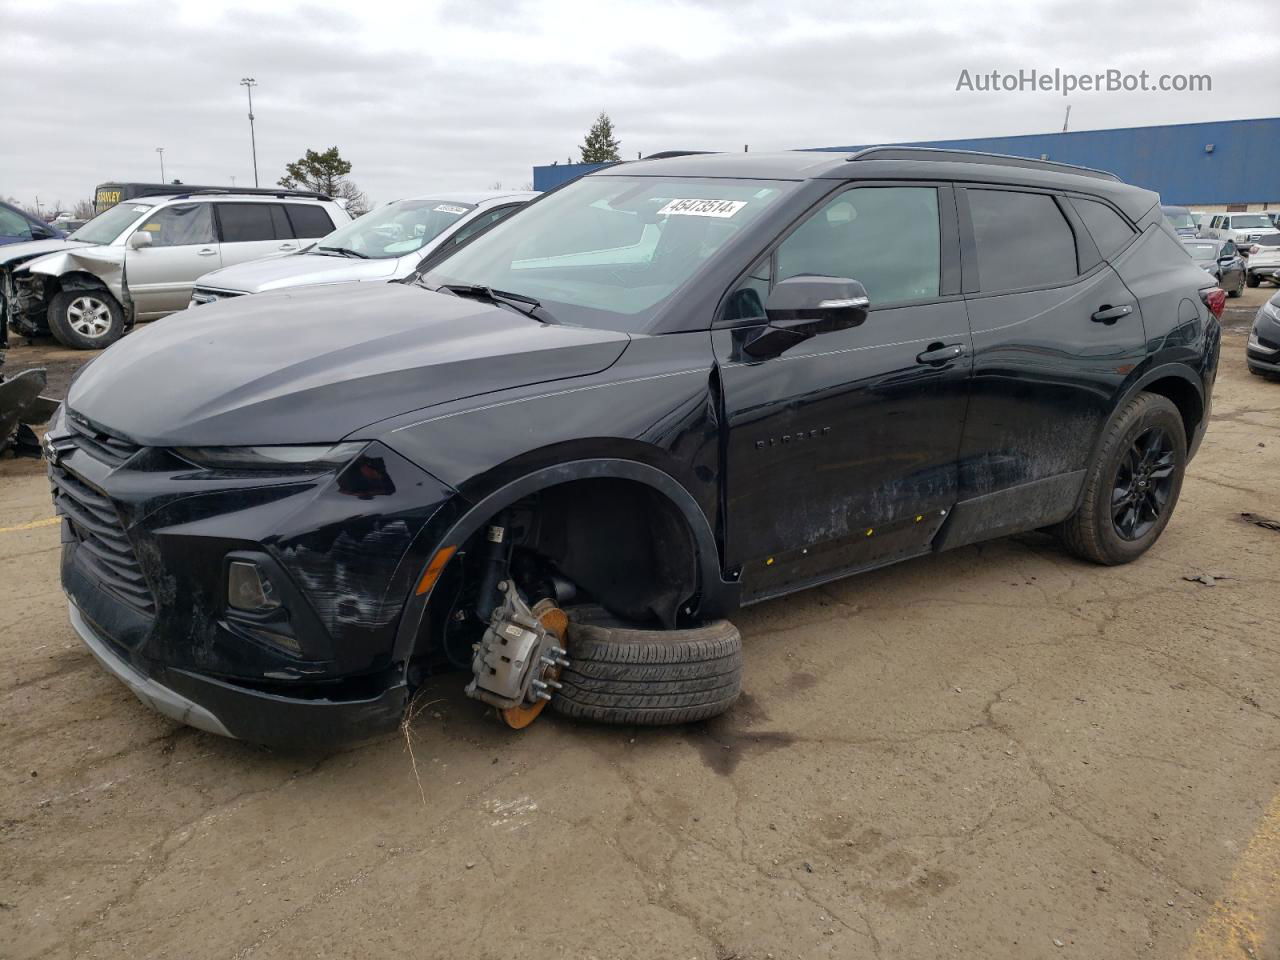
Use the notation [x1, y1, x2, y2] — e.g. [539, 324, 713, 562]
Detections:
[389, 456, 739, 665]
[26, 246, 127, 305]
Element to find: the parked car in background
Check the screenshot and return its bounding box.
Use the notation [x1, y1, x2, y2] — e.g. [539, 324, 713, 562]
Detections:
[0, 201, 63, 246]
[1161, 205, 1199, 237]
[0, 190, 349, 349]
[1245, 235, 1280, 287]
[52, 217, 89, 234]
[1191, 211, 1210, 232]
[188, 191, 536, 306]
[1181, 237, 1246, 296]
[47, 148, 1222, 745]
[1267, 211, 1280, 229]
[1248, 291, 1280, 379]
[1203, 212, 1280, 247]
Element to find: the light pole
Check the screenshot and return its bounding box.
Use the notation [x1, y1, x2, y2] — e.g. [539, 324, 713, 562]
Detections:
[240, 77, 259, 187]
[156, 146, 165, 182]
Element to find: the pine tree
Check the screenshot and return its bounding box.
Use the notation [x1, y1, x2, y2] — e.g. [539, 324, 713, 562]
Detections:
[579, 113, 621, 163]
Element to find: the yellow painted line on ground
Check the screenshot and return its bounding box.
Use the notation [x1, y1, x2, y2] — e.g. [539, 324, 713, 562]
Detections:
[1187, 791, 1280, 959]
[0, 517, 59, 534]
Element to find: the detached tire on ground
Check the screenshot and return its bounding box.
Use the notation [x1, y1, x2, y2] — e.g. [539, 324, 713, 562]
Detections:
[552, 619, 742, 725]
[48, 288, 125, 350]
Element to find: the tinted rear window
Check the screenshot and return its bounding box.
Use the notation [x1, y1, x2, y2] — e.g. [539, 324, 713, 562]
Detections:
[217, 203, 279, 243]
[1073, 197, 1136, 259]
[968, 189, 1077, 292]
[285, 204, 335, 238]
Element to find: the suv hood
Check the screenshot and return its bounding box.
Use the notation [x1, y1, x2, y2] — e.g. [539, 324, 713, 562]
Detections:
[0, 238, 92, 268]
[198, 252, 400, 294]
[67, 282, 630, 447]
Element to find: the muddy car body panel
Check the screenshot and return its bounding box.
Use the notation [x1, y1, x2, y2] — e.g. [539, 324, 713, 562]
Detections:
[52, 149, 1220, 746]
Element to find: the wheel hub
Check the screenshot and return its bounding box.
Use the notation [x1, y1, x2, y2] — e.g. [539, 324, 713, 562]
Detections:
[1111, 426, 1176, 541]
[464, 581, 570, 729]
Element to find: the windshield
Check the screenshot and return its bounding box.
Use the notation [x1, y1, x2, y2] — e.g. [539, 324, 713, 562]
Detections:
[1164, 212, 1196, 229]
[424, 175, 795, 332]
[1230, 215, 1273, 229]
[315, 197, 476, 259]
[68, 202, 152, 245]
[1183, 242, 1218, 261]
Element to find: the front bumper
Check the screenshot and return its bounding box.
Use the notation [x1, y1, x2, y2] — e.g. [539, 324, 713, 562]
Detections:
[72, 600, 411, 746]
[52, 423, 461, 748]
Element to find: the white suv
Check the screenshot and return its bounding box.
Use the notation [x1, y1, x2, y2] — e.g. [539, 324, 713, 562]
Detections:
[1203, 212, 1280, 248]
[190, 191, 536, 306]
[0, 191, 350, 349]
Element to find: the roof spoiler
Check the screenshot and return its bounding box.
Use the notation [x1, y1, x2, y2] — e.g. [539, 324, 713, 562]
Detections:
[848, 146, 1121, 182]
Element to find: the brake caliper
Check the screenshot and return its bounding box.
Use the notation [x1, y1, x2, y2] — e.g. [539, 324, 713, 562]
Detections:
[465, 580, 570, 729]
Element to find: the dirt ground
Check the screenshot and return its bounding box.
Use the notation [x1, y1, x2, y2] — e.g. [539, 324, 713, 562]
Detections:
[2, 289, 1279, 960]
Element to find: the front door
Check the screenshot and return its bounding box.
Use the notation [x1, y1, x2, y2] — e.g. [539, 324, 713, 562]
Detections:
[715, 183, 971, 602]
[125, 202, 219, 318]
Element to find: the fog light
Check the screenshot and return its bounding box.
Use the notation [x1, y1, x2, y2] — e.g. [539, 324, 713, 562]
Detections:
[227, 560, 280, 612]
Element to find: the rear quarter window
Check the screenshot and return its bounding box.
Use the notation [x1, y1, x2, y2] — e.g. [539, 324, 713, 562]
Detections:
[1071, 197, 1136, 260]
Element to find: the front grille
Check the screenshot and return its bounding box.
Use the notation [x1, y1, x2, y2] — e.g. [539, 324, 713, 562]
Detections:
[50, 464, 155, 615]
[66, 415, 141, 468]
[190, 286, 244, 306]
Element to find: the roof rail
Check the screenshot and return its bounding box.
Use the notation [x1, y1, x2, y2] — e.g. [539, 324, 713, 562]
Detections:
[848, 146, 1121, 182]
[166, 187, 334, 201]
[642, 150, 717, 160]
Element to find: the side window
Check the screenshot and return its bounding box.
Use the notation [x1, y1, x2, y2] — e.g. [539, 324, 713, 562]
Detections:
[285, 204, 335, 239]
[0, 207, 32, 239]
[1221, 241, 1235, 256]
[967, 189, 1077, 292]
[136, 203, 214, 247]
[775, 186, 941, 306]
[1071, 197, 1136, 260]
[216, 203, 277, 243]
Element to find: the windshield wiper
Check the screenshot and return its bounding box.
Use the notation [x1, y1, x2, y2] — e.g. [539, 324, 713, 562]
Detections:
[436, 283, 556, 323]
[317, 245, 370, 259]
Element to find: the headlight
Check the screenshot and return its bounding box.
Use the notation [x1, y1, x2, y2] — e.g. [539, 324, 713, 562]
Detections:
[173, 442, 366, 471]
[1261, 300, 1280, 324]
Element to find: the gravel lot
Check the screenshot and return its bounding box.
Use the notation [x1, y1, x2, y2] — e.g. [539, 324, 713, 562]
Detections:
[2, 289, 1278, 959]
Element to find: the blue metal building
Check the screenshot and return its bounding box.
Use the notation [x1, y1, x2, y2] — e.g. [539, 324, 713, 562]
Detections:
[533, 117, 1280, 205]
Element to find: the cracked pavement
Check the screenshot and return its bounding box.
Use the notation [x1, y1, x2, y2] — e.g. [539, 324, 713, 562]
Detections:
[2, 295, 1279, 959]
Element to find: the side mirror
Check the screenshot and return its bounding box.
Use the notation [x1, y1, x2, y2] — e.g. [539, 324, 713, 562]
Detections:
[741, 276, 870, 359]
[128, 230, 154, 250]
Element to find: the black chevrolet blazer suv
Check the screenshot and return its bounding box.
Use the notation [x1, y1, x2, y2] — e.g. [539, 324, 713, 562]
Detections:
[46, 148, 1222, 746]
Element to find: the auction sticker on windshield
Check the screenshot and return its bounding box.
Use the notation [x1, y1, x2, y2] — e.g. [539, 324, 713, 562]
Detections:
[434, 204, 470, 215]
[658, 199, 748, 218]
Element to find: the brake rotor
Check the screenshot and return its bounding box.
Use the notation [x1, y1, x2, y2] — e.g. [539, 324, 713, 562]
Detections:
[500, 601, 569, 730]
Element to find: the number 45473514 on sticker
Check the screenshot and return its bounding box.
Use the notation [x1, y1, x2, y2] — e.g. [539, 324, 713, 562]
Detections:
[657, 199, 747, 218]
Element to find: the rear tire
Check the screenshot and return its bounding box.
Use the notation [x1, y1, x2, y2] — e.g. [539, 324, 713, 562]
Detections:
[1246, 273, 1260, 288]
[48, 289, 124, 350]
[552, 618, 742, 725]
[1056, 393, 1187, 565]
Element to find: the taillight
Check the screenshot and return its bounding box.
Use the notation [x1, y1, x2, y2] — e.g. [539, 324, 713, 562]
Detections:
[1200, 287, 1226, 319]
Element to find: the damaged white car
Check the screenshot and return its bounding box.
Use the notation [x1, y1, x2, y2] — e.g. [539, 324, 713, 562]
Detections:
[0, 190, 348, 349]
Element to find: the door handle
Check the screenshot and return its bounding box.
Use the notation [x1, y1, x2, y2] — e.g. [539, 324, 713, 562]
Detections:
[279, 243, 297, 251]
[916, 343, 965, 365]
[1091, 304, 1133, 324]
[197, 248, 217, 256]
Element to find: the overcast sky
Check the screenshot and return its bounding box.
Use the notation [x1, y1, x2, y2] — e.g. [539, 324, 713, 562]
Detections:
[1, 0, 1273, 212]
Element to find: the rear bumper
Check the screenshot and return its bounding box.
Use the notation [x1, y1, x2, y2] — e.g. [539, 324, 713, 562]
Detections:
[71, 600, 409, 748]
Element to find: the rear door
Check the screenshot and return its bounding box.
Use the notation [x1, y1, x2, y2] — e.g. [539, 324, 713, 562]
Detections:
[214, 202, 297, 267]
[124, 202, 219, 318]
[715, 182, 971, 601]
[946, 186, 1146, 546]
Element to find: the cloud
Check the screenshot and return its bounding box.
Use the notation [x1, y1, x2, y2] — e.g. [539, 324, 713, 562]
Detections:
[0, 0, 1271, 209]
